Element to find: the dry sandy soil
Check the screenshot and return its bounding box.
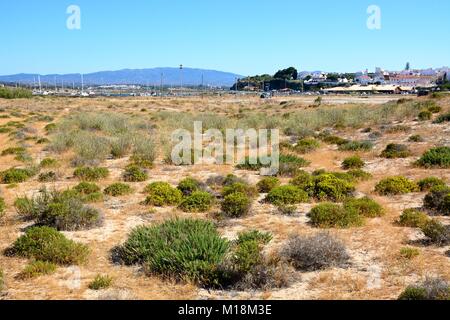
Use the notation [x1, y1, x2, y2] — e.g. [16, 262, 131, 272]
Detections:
[0, 94, 448, 300]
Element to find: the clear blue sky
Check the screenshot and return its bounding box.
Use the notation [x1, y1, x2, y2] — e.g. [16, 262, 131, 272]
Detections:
[0, 0, 449, 75]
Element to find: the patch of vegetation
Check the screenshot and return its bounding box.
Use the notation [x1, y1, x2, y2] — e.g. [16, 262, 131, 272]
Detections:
[6, 226, 89, 265]
[310, 173, 356, 202]
[122, 165, 148, 182]
[343, 197, 384, 218]
[375, 176, 419, 195]
[222, 182, 258, 198]
[0, 167, 36, 184]
[17, 261, 57, 279]
[177, 177, 201, 196]
[398, 209, 430, 228]
[104, 183, 133, 197]
[399, 247, 420, 260]
[341, 155, 365, 170]
[338, 140, 373, 152]
[73, 167, 109, 181]
[40, 158, 58, 168]
[235, 157, 266, 171]
[0, 197, 5, 219]
[417, 177, 446, 192]
[318, 134, 349, 146]
[179, 191, 215, 213]
[421, 219, 450, 245]
[115, 218, 229, 286]
[281, 233, 350, 271]
[14, 188, 103, 231]
[423, 186, 450, 216]
[384, 125, 411, 134]
[88, 274, 113, 290]
[221, 192, 251, 218]
[38, 171, 58, 182]
[256, 177, 280, 193]
[294, 138, 320, 154]
[1, 147, 26, 156]
[277, 154, 311, 177]
[144, 182, 183, 206]
[418, 110, 432, 121]
[265, 185, 309, 206]
[380, 144, 412, 159]
[398, 277, 450, 300]
[433, 112, 450, 124]
[416, 147, 450, 168]
[0, 87, 32, 99]
[346, 169, 373, 181]
[308, 203, 363, 228]
[408, 134, 424, 142]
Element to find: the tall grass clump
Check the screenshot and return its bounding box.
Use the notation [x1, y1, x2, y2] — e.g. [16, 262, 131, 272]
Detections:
[0, 87, 32, 99]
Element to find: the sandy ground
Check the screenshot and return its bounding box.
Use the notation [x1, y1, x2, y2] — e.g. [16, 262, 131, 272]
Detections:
[0, 94, 448, 300]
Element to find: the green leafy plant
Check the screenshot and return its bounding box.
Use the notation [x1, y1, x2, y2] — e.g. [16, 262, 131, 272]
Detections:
[144, 182, 183, 206]
[0, 167, 35, 184]
[177, 177, 201, 196]
[222, 182, 258, 198]
[399, 247, 420, 260]
[308, 203, 363, 228]
[88, 274, 113, 290]
[421, 219, 450, 245]
[423, 186, 450, 216]
[294, 138, 320, 154]
[17, 261, 57, 279]
[341, 156, 365, 170]
[417, 177, 446, 192]
[375, 176, 419, 195]
[416, 146, 450, 168]
[380, 144, 412, 159]
[398, 209, 430, 228]
[338, 140, 373, 152]
[179, 191, 215, 212]
[256, 177, 280, 193]
[398, 277, 450, 300]
[104, 183, 133, 197]
[73, 167, 109, 181]
[122, 165, 148, 182]
[221, 192, 251, 218]
[265, 185, 309, 205]
[343, 197, 384, 218]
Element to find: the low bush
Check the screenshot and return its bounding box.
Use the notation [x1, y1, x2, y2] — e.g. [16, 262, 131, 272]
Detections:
[408, 134, 424, 142]
[1, 146, 26, 156]
[281, 233, 350, 271]
[338, 140, 373, 152]
[294, 138, 320, 154]
[177, 177, 201, 196]
[38, 171, 58, 182]
[418, 110, 432, 121]
[221, 192, 251, 218]
[375, 176, 419, 195]
[277, 154, 311, 177]
[144, 182, 183, 206]
[235, 230, 272, 246]
[0, 167, 35, 184]
[179, 191, 215, 213]
[341, 156, 365, 170]
[346, 169, 373, 181]
[308, 203, 363, 228]
[290, 170, 315, 190]
[343, 197, 384, 218]
[0, 87, 32, 99]
[222, 182, 258, 198]
[417, 177, 446, 192]
[73, 167, 109, 181]
[17, 261, 57, 279]
[88, 274, 113, 290]
[398, 277, 450, 300]
[14, 188, 103, 231]
[235, 157, 266, 171]
[265, 185, 309, 205]
[398, 209, 430, 228]
[104, 183, 133, 197]
[399, 247, 420, 260]
[256, 177, 280, 193]
[122, 165, 148, 182]
[311, 173, 355, 202]
[423, 186, 450, 216]
[7, 226, 89, 265]
[276, 204, 297, 216]
[381, 144, 412, 159]
[115, 218, 229, 286]
[416, 147, 450, 168]
[421, 220, 450, 245]
[384, 125, 411, 134]
[433, 112, 450, 124]
[40, 158, 58, 168]
[317, 133, 349, 146]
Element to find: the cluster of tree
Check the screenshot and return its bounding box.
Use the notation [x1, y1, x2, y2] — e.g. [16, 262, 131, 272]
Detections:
[0, 86, 32, 99]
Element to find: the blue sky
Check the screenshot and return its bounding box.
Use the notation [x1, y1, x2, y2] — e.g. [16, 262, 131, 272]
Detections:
[0, 0, 449, 75]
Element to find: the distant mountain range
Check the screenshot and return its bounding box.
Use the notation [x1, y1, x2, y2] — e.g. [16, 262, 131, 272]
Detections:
[0, 68, 243, 87]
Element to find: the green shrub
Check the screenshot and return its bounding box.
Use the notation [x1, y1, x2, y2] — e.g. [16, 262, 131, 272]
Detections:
[343, 197, 384, 218]
[88, 274, 113, 290]
[104, 183, 133, 197]
[433, 112, 450, 124]
[399, 247, 420, 259]
[423, 186, 450, 215]
[122, 165, 148, 182]
[265, 185, 309, 206]
[36, 137, 50, 144]
[295, 138, 320, 154]
[290, 170, 315, 190]
[416, 147, 450, 168]
[318, 133, 349, 146]
[115, 218, 229, 286]
[45, 123, 57, 133]
[0, 87, 32, 99]
[281, 233, 350, 271]
[0, 269, 3, 292]
[232, 239, 263, 274]
[417, 177, 446, 192]
[308, 203, 363, 228]
[38, 171, 58, 182]
[341, 156, 365, 170]
[421, 220, 450, 245]
[179, 191, 215, 213]
[73, 182, 101, 195]
[0, 197, 5, 219]
[14, 188, 103, 231]
[418, 110, 432, 121]
[235, 157, 266, 171]
[338, 140, 373, 152]
[428, 104, 442, 113]
[40, 158, 58, 168]
[398, 209, 430, 228]
[18, 261, 57, 279]
[381, 144, 412, 159]
[222, 182, 258, 198]
[130, 138, 156, 168]
[375, 176, 419, 195]
[311, 173, 355, 202]
[0, 167, 34, 184]
[399, 277, 450, 300]
[256, 177, 280, 193]
[235, 230, 272, 246]
[277, 154, 311, 177]
[73, 167, 109, 181]
[221, 192, 251, 218]
[346, 169, 373, 181]
[1, 146, 26, 156]
[7, 226, 89, 265]
[277, 204, 297, 216]
[144, 182, 183, 206]
[177, 177, 201, 196]
[408, 134, 424, 142]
